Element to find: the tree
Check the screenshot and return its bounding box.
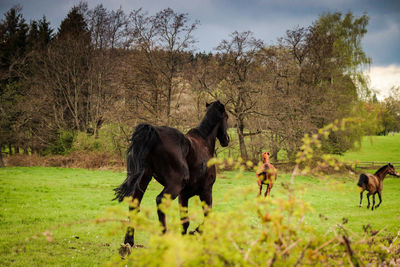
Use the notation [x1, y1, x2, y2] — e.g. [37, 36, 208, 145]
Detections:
[87, 4, 128, 50]
[26, 16, 53, 50]
[29, 4, 125, 138]
[380, 86, 400, 135]
[257, 12, 370, 160]
[308, 12, 371, 98]
[124, 8, 198, 125]
[0, 5, 28, 160]
[212, 31, 264, 161]
[57, 3, 89, 39]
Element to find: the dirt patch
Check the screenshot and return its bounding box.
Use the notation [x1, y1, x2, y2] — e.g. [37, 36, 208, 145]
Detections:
[4, 151, 125, 171]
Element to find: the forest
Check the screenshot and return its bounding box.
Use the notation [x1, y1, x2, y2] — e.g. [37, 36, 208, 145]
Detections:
[1, 3, 400, 166]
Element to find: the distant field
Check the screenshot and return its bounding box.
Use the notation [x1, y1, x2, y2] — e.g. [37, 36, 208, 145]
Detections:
[218, 132, 400, 164]
[339, 133, 400, 163]
[1, 167, 400, 265]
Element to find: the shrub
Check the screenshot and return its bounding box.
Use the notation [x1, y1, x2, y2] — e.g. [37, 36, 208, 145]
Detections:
[102, 118, 399, 266]
[105, 181, 400, 266]
[43, 130, 75, 155]
[72, 124, 130, 156]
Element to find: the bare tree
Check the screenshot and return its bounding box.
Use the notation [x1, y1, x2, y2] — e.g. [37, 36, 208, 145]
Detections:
[87, 4, 128, 50]
[124, 8, 198, 125]
[212, 31, 264, 161]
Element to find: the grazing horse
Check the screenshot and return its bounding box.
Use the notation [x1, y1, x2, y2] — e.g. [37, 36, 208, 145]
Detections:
[256, 152, 278, 197]
[357, 163, 400, 210]
[114, 101, 229, 248]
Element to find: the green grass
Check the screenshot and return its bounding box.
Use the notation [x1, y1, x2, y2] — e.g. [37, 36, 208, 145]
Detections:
[1, 167, 400, 265]
[339, 133, 400, 163]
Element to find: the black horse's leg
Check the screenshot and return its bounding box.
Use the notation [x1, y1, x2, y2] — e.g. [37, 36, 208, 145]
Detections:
[359, 190, 363, 208]
[156, 186, 182, 233]
[192, 190, 213, 233]
[371, 194, 376, 210]
[200, 190, 212, 216]
[179, 194, 190, 235]
[124, 174, 152, 246]
[375, 191, 382, 208]
[366, 192, 371, 209]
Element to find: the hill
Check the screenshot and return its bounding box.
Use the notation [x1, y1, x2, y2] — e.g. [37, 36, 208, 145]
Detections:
[339, 133, 400, 163]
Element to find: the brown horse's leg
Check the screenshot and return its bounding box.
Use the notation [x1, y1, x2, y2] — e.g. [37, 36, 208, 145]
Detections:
[268, 183, 273, 196]
[366, 192, 371, 209]
[375, 191, 382, 208]
[371, 193, 376, 210]
[179, 194, 190, 235]
[257, 180, 262, 196]
[124, 173, 152, 246]
[264, 184, 269, 197]
[359, 190, 364, 208]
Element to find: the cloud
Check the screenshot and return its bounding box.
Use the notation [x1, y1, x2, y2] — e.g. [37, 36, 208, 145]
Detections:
[363, 15, 400, 65]
[1, 0, 399, 66]
[367, 65, 400, 99]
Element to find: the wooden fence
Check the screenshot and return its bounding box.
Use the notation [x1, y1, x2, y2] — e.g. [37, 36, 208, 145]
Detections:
[354, 161, 400, 170]
[270, 161, 400, 171]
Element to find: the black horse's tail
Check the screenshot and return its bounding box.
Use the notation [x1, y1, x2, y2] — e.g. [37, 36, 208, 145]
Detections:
[357, 174, 369, 188]
[113, 124, 160, 202]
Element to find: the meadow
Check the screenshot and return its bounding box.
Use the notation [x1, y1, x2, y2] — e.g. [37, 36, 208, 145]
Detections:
[0, 134, 400, 265]
[339, 133, 400, 163]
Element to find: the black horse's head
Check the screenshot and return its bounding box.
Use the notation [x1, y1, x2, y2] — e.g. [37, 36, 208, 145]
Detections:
[387, 163, 400, 177]
[206, 101, 230, 147]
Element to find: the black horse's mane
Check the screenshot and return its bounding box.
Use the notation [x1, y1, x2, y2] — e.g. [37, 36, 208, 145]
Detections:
[193, 101, 225, 139]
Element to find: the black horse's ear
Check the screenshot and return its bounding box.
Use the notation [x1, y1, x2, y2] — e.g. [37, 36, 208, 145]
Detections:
[206, 102, 210, 107]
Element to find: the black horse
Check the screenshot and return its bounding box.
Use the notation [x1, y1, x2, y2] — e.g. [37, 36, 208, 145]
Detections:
[114, 100, 229, 248]
[357, 163, 400, 210]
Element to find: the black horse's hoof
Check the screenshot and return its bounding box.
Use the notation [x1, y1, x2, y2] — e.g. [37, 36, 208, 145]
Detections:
[189, 227, 203, 235]
[119, 243, 132, 259]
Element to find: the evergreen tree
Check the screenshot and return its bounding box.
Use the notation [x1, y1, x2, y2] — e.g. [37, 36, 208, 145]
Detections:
[0, 5, 28, 84]
[27, 16, 53, 50]
[57, 4, 89, 41]
[0, 5, 29, 161]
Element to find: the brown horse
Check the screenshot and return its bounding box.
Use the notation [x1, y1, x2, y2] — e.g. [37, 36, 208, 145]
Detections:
[357, 163, 400, 210]
[256, 152, 278, 197]
[114, 101, 229, 248]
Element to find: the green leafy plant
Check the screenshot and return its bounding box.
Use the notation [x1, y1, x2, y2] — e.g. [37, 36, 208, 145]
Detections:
[106, 118, 399, 266]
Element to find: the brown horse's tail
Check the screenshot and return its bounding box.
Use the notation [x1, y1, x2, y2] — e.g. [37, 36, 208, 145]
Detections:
[357, 174, 368, 188]
[113, 124, 160, 202]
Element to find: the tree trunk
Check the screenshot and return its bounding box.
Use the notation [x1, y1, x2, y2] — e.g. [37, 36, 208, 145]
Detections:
[236, 117, 248, 161]
[271, 134, 280, 162]
[8, 143, 12, 156]
[0, 144, 4, 167]
[271, 150, 279, 162]
[167, 83, 172, 126]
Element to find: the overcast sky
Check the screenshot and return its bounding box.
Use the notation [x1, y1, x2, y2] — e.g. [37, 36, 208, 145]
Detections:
[1, 0, 399, 99]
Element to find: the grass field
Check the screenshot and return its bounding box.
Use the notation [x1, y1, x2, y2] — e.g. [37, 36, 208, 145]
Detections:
[1, 165, 400, 266]
[339, 133, 400, 163]
[1, 134, 400, 265]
